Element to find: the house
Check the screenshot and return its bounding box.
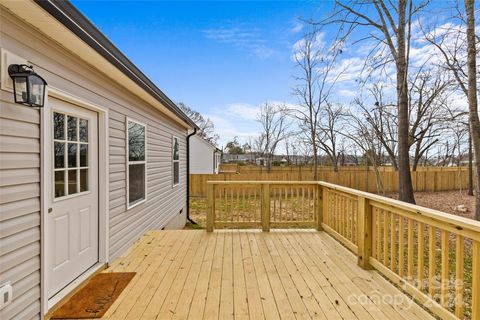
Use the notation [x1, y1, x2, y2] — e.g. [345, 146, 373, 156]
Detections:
[222, 152, 256, 163]
[0, 1, 198, 319]
[189, 135, 221, 174]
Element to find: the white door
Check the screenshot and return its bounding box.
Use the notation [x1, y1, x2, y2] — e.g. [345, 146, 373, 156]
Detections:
[47, 98, 99, 299]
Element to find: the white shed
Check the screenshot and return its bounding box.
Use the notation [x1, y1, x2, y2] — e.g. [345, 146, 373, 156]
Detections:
[189, 135, 221, 174]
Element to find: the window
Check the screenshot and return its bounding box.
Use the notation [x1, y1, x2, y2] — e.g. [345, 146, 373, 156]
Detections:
[53, 112, 89, 198]
[172, 136, 180, 186]
[127, 119, 146, 208]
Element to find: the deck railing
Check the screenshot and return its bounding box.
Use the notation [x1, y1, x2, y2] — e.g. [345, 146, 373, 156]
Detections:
[206, 180, 480, 320]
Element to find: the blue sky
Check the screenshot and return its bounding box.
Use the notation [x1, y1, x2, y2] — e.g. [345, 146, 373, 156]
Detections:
[72, 0, 335, 147]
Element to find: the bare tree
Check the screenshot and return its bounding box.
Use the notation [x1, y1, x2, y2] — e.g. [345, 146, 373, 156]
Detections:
[256, 102, 290, 171]
[323, 0, 430, 203]
[423, 0, 480, 219]
[408, 69, 454, 170]
[342, 106, 386, 194]
[354, 85, 399, 169]
[178, 102, 219, 145]
[292, 26, 346, 179]
[317, 103, 345, 171]
[465, 0, 480, 220]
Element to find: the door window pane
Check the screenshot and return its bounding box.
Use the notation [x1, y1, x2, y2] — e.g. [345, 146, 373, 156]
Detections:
[54, 142, 65, 169]
[128, 121, 145, 161]
[80, 169, 88, 192]
[68, 170, 77, 195]
[68, 143, 77, 167]
[79, 119, 88, 142]
[54, 113, 65, 140]
[55, 171, 65, 197]
[129, 164, 145, 204]
[67, 116, 77, 141]
[80, 144, 88, 167]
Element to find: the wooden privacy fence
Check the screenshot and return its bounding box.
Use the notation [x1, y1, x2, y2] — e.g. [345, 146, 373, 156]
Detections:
[206, 180, 480, 320]
[220, 164, 467, 173]
[191, 167, 469, 197]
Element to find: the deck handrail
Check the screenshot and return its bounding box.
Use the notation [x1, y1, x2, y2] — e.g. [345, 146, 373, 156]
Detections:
[206, 180, 480, 320]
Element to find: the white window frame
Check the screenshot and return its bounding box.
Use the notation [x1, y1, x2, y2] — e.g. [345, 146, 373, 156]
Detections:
[172, 136, 180, 187]
[126, 117, 147, 209]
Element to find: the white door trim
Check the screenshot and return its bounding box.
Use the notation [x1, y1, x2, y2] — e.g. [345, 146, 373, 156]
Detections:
[40, 87, 109, 315]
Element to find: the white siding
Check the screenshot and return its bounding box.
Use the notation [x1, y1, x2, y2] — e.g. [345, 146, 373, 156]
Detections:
[189, 135, 215, 174]
[0, 8, 188, 319]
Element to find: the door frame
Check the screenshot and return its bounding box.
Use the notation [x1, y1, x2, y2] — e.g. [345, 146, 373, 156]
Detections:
[40, 87, 109, 315]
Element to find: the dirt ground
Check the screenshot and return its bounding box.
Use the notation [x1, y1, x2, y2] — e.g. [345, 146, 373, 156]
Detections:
[385, 190, 476, 220]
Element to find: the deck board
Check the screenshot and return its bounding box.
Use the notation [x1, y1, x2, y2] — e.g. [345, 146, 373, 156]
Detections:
[99, 230, 435, 320]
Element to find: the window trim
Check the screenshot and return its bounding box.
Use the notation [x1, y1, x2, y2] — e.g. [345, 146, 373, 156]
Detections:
[172, 135, 180, 187]
[126, 117, 147, 209]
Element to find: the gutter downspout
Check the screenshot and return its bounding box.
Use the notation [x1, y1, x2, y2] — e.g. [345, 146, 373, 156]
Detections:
[186, 128, 197, 225]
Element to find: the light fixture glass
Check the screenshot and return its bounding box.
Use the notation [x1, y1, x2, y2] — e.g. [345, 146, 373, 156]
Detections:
[8, 64, 47, 108]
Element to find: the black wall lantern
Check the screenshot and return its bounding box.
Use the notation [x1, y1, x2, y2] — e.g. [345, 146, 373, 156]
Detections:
[8, 64, 47, 108]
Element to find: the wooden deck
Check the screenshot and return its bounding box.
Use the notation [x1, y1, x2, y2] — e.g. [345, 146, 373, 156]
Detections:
[95, 229, 435, 320]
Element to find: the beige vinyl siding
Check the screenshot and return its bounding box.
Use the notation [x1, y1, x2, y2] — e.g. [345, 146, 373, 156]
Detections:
[108, 108, 187, 259]
[0, 95, 42, 320]
[1, 7, 188, 319]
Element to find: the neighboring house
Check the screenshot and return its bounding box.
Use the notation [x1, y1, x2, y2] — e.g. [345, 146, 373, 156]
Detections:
[0, 1, 198, 319]
[189, 135, 221, 174]
[222, 153, 256, 163]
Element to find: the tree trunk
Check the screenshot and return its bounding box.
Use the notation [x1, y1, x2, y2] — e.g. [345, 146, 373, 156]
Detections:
[312, 139, 318, 180]
[396, 0, 416, 204]
[465, 0, 480, 220]
[469, 132, 474, 196]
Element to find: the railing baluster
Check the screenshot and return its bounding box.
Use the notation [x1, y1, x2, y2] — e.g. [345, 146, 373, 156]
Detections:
[391, 214, 397, 272]
[455, 234, 464, 318]
[272, 187, 277, 222]
[472, 240, 480, 320]
[346, 198, 350, 241]
[301, 187, 305, 222]
[378, 209, 383, 263]
[242, 188, 246, 222]
[383, 210, 389, 266]
[428, 225, 436, 297]
[372, 209, 377, 260]
[408, 219, 414, 281]
[417, 222, 425, 290]
[440, 230, 449, 307]
[399, 216, 404, 278]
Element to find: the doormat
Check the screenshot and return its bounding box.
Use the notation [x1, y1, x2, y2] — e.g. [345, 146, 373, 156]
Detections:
[50, 272, 136, 319]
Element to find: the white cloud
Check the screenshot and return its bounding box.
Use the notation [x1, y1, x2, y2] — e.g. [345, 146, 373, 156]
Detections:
[291, 21, 304, 34]
[206, 114, 259, 148]
[203, 24, 274, 59]
[227, 103, 260, 121]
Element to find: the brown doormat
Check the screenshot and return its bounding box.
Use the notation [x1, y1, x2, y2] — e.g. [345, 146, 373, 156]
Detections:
[50, 272, 136, 319]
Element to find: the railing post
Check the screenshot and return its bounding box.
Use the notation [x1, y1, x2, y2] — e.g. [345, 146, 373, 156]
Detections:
[316, 184, 323, 231]
[261, 184, 270, 232]
[357, 196, 373, 269]
[472, 240, 480, 319]
[206, 183, 215, 232]
[322, 187, 328, 228]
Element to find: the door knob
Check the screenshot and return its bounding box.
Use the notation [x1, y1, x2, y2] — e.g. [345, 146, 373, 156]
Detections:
[48, 208, 53, 213]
